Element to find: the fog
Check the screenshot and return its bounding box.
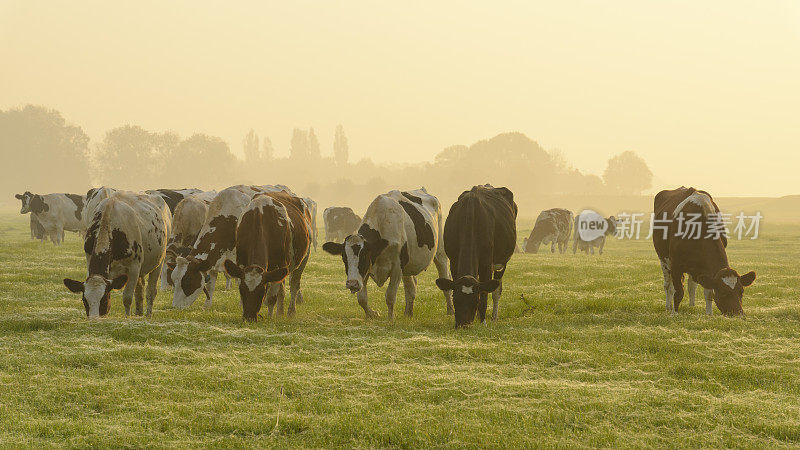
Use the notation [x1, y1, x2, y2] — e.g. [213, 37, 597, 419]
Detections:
[1, 0, 798, 202]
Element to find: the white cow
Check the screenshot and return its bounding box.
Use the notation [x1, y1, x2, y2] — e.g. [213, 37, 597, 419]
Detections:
[15, 191, 85, 245]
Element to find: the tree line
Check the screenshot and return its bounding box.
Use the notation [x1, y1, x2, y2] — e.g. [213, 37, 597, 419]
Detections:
[1, 105, 653, 211]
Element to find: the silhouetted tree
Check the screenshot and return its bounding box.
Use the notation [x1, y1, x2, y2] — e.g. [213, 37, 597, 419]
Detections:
[164, 134, 237, 188]
[243, 129, 260, 162]
[602, 151, 653, 194]
[307, 127, 321, 160]
[262, 136, 274, 160]
[0, 105, 90, 196]
[333, 125, 349, 166]
[289, 128, 308, 160]
[94, 125, 176, 189]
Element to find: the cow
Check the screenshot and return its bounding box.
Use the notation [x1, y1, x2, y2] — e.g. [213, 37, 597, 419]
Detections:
[15, 191, 85, 245]
[322, 188, 453, 319]
[323, 207, 361, 243]
[62, 192, 171, 318]
[171, 185, 277, 309]
[573, 213, 617, 255]
[653, 186, 756, 316]
[433, 185, 517, 327]
[302, 197, 318, 251]
[224, 191, 312, 321]
[145, 188, 203, 214]
[523, 208, 573, 253]
[160, 191, 217, 290]
[84, 187, 117, 231]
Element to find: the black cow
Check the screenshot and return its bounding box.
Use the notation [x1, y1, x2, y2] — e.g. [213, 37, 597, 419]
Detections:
[323, 207, 361, 243]
[435, 184, 517, 327]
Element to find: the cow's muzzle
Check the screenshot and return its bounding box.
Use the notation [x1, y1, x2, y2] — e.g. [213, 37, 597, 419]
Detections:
[346, 279, 361, 293]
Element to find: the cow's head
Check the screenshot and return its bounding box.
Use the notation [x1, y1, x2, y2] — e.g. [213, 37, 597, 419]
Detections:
[15, 192, 34, 214]
[171, 256, 212, 308]
[526, 222, 557, 254]
[606, 216, 618, 236]
[63, 274, 128, 318]
[435, 276, 500, 328]
[322, 235, 389, 293]
[697, 268, 756, 316]
[224, 260, 288, 321]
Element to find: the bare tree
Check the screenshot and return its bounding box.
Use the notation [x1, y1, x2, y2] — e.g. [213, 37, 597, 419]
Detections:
[333, 124, 349, 166]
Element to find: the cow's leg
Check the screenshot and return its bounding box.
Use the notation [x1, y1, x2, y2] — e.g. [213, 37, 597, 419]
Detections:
[204, 271, 217, 308]
[266, 282, 281, 318]
[687, 278, 698, 307]
[385, 267, 402, 320]
[134, 277, 145, 316]
[433, 253, 454, 315]
[402, 276, 416, 317]
[294, 254, 309, 306]
[357, 282, 378, 319]
[671, 270, 685, 312]
[590, 246, 595, 255]
[146, 269, 159, 317]
[551, 242, 556, 253]
[660, 258, 674, 312]
[287, 256, 308, 317]
[159, 263, 168, 291]
[491, 280, 503, 321]
[704, 288, 714, 315]
[122, 269, 139, 316]
[598, 238, 605, 255]
[225, 273, 232, 290]
[477, 266, 492, 324]
[276, 282, 286, 316]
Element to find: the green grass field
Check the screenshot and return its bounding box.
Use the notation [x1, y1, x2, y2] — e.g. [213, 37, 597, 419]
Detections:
[0, 212, 798, 448]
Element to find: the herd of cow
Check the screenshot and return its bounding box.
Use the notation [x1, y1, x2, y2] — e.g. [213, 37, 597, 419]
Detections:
[15, 184, 756, 327]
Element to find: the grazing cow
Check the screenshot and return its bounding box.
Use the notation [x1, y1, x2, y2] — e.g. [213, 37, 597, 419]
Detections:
[145, 188, 203, 214]
[573, 213, 617, 255]
[434, 185, 517, 327]
[653, 186, 756, 315]
[302, 197, 318, 251]
[523, 208, 573, 253]
[171, 185, 273, 309]
[224, 191, 312, 320]
[323, 207, 361, 243]
[63, 192, 171, 318]
[323, 188, 453, 319]
[160, 192, 217, 290]
[15, 191, 85, 245]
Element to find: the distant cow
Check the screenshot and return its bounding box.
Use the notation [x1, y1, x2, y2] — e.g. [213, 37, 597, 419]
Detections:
[302, 197, 318, 251]
[434, 185, 517, 327]
[145, 188, 204, 214]
[323, 207, 361, 243]
[171, 185, 278, 309]
[323, 188, 453, 319]
[161, 191, 217, 290]
[653, 186, 755, 315]
[573, 213, 617, 255]
[523, 208, 573, 253]
[63, 192, 171, 318]
[224, 191, 312, 320]
[15, 191, 85, 245]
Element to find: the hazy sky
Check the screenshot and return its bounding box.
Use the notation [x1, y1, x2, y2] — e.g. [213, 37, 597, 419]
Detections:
[1, 0, 798, 196]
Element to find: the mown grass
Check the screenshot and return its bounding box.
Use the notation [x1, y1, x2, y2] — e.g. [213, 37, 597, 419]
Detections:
[0, 211, 798, 448]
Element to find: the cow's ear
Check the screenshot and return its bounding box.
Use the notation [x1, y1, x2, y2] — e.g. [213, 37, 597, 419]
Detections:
[110, 275, 128, 290]
[477, 280, 500, 293]
[740, 271, 756, 287]
[63, 278, 84, 293]
[224, 259, 244, 279]
[697, 274, 715, 289]
[322, 242, 343, 255]
[263, 267, 289, 284]
[14, 194, 23, 200]
[435, 278, 454, 291]
[196, 258, 212, 272]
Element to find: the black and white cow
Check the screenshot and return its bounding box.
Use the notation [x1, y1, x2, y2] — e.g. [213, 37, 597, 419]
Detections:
[160, 191, 217, 290]
[171, 185, 281, 309]
[653, 186, 756, 315]
[434, 185, 517, 327]
[523, 208, 573, 254]
[83, 187, 117, 232]
[572, 213, 617, 255]
[323, 207, 361, 243]
[145, 188, 204, 214]
[15, 191, 85, 245]
[322, 188, 453, 319]
[63, 192, 171, 318]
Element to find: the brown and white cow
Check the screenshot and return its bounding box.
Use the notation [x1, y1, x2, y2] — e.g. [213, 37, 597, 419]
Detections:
[653, 187, 756, 316]
[523, 208, 573, 254]
[160, 191, 218, 290]
[323, 188, 453, 319]
[63, 192, 171, 318]
[171, 185, 288, 309]
[323, 206, 361, 243]
[224, 191, 312, 321]
[434, 185, 517, 327]
[573, 213, 617, 255]
[15, 191, 85, 245]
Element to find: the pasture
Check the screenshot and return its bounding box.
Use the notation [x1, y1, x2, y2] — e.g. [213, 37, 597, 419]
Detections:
[0, 211, 798, 448]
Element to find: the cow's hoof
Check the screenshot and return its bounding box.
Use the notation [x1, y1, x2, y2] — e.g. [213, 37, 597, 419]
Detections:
[365, 310, 379, 319]
[287, 309, 296, 318]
